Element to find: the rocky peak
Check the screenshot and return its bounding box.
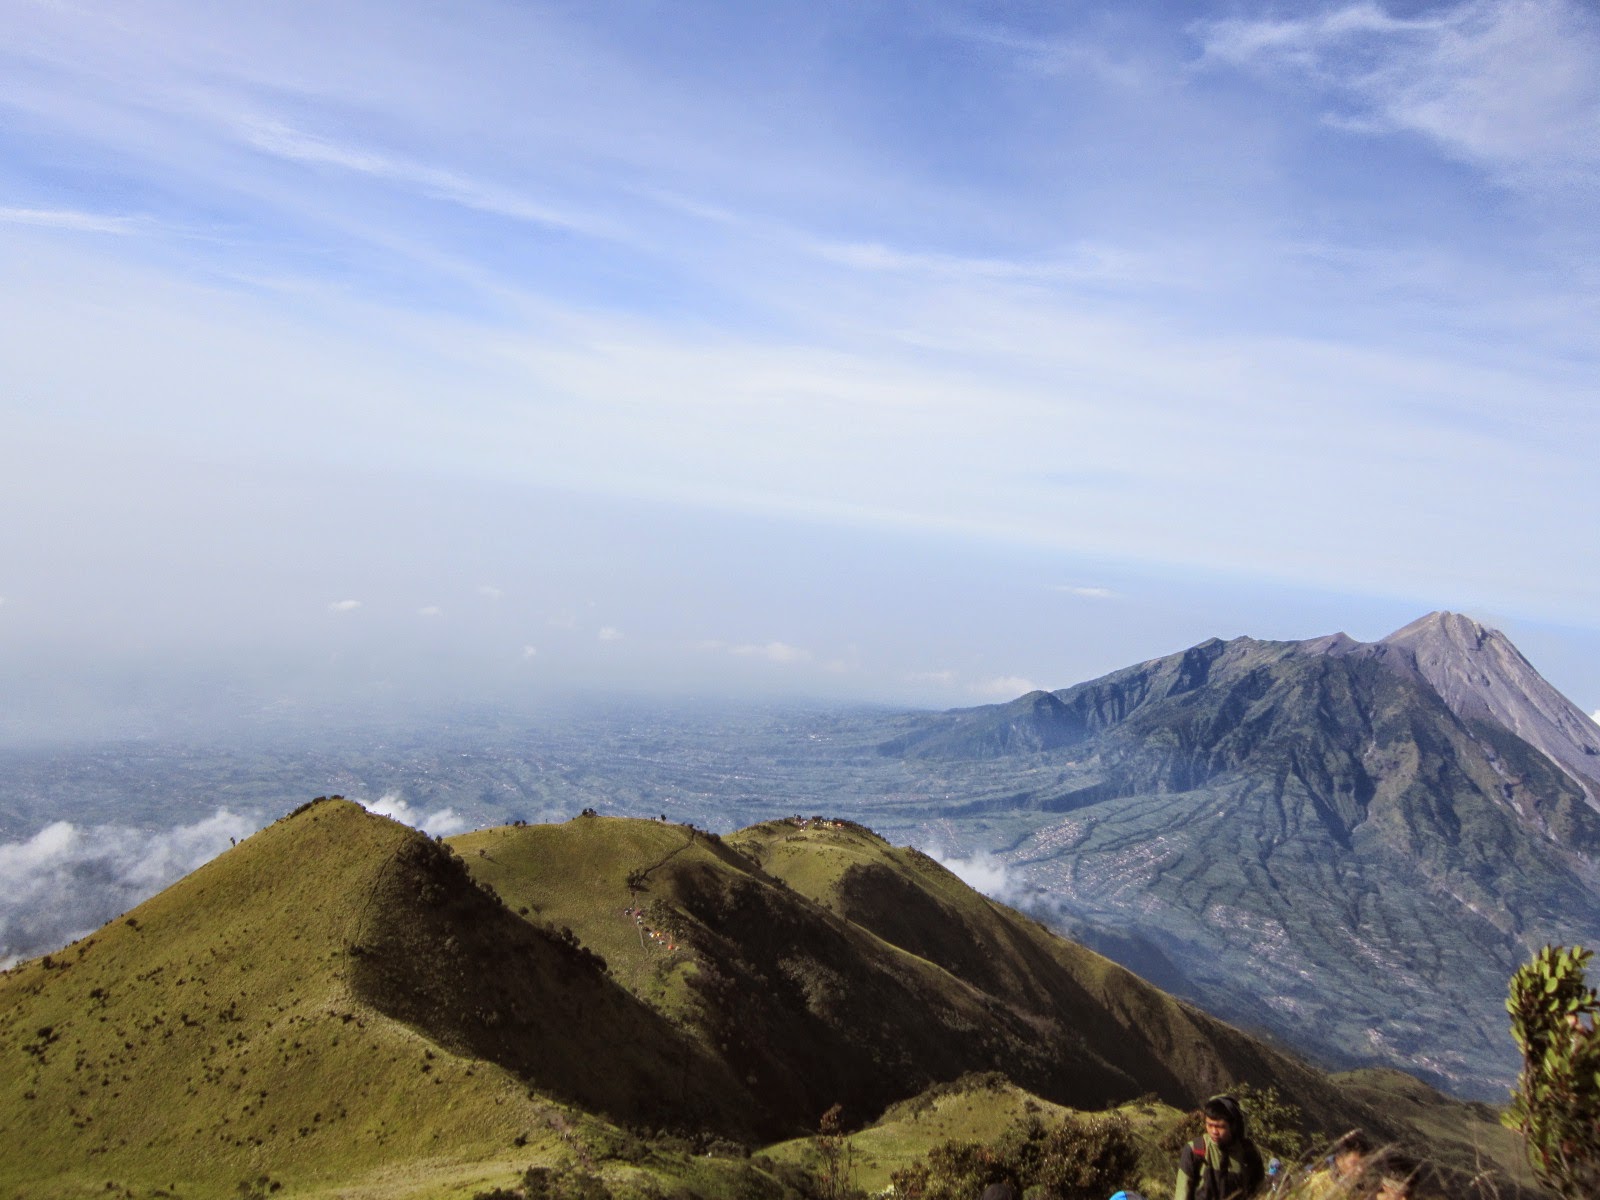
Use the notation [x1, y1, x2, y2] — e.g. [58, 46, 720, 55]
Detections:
[1377, 611, 1600, 808]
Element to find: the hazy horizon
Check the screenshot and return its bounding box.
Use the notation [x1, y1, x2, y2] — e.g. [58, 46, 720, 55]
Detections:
[3, 0, 1598, 745]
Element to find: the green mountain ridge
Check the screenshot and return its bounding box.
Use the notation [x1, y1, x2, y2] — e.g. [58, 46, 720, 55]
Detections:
[3, 799, 1515, 1198]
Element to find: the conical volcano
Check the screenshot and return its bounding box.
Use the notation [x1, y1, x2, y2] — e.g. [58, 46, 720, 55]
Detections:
[876, 614, 1600, 1097]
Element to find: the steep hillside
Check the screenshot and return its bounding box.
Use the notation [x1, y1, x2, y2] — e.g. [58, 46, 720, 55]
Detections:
[0, 800, 755, 1198]
[454, 815, 1380, 1139]
[872, 614, 1600, 1097]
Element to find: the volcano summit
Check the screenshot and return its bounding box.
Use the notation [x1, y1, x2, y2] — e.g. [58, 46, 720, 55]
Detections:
[875, 613, 1600, 1097]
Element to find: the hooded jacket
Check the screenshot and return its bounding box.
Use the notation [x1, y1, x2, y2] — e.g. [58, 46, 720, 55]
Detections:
[1174, 1095, 1265, 1200]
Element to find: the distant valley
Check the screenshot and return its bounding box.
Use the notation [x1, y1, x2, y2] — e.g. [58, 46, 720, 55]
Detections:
[4, 612, 1598, 1101]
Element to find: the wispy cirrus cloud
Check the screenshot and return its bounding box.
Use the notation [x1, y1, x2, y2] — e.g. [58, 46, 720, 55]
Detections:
[1, 0, 1599, 718]
[236, 119, 618, 239]
[1199, 1, 1600, 192]
[0, 207, 143, 234]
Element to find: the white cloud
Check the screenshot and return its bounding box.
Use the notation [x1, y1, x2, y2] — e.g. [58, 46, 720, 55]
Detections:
[907, 669, 957, 685]
[1200, 0, 1600, 192]
[1052, 585, 1119, 600]
[974, 675, 1042, 698]
[522, 644, 539, 659]
[0, 809, 258, 967]
[597, 626, 623, 642]
[1590, 709, 1600, 725]
[0, 206, 142, 235]
[418, 605, 443, 617]
[363, 793, 466, 837]
[327, 599, 361, 613]
[237, 119, 616, 239]
[731, 640, 810, 663]
[478, 585, 504, 601]
[929, 849, 1017, 902]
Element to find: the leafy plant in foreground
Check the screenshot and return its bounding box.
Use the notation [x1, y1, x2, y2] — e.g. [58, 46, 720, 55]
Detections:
[1504, 944, 1600, 1199]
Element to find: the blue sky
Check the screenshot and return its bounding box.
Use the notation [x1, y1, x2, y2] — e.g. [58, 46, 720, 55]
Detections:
[2, 0, 1598, 734]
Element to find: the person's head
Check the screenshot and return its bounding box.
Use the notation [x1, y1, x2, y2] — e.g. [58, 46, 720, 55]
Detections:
[1201, 1095, 1243, 1147]
[1330, 1130, 1371, 1179]
[1368, 1151, 1417, 1200]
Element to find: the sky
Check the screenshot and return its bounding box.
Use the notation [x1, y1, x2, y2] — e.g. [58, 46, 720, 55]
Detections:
[2, 0, 1599, 739]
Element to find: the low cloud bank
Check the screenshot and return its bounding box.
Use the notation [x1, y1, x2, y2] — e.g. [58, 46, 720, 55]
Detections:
[932, 849, 1016, 899]
[927, 846, 1079, 929]
[363, 793, 466, 837]
[0, 809, 259, 967]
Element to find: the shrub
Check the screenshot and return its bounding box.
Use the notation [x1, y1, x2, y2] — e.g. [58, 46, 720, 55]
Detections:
[808, 1104, 861, 1200]
[1001, 1113, 1138, 1200]
[1504, 944, 1600, 1199]
[890, 1111, 1137, 1200]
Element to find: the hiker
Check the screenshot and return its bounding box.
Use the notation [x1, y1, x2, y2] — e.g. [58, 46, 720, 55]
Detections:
[1174, 1094, 1265, 1200]
[1300, 1131, 1370, 1199]
[1365, 1151, 1417, 1200]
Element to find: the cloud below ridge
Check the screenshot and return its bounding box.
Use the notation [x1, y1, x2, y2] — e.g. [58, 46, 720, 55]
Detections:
[0, 809, 259, 968]
[362, 793, 466, 837]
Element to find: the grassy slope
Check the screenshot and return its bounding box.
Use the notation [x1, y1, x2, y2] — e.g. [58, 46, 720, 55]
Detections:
[0, 802, 751, 1199]
[730, 819, 1380, 1137]
[0, 799, 557, 1197]
[463, 816, 1198, 1130]
[461, 816, 1384, 1139]
[1, 805, 1532, 1197]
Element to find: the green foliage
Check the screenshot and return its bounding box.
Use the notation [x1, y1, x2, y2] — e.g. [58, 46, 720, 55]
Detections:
[1231, 1081, 1312, 1163]
[1504, 944, 1600, 1199]
[889, 1111, 1138, 1200]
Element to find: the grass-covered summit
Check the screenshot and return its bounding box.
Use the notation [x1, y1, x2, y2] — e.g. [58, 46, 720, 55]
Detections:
[0, 800, 750, 1198]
